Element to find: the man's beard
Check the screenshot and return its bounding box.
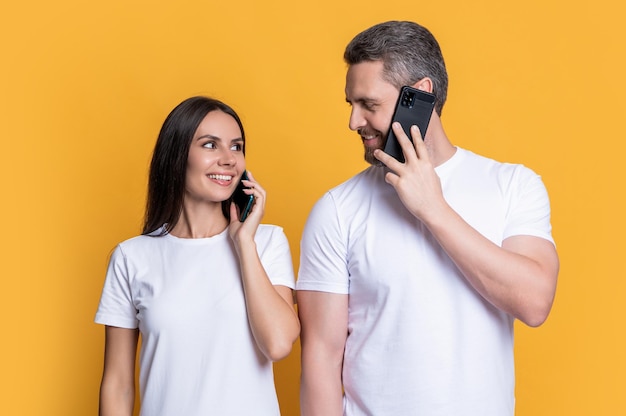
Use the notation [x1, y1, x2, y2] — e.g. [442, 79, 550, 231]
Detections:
[360, 127, 386, 166]
[364, 146, 384, 166]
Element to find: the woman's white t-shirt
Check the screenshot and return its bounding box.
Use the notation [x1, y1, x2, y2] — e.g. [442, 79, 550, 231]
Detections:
[96, 224, 295, 416]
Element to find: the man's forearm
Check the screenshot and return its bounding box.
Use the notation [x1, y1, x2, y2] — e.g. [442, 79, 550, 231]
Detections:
[300, 364, 344, 416]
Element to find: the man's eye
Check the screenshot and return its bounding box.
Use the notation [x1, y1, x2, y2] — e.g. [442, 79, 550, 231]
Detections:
[363, 102, 376, 111]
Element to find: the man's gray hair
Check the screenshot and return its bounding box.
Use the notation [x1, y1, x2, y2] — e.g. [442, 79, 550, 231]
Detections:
[344, 21, 448, 115]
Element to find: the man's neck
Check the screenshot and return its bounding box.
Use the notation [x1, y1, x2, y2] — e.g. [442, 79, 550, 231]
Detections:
[423, 114, 456, 167]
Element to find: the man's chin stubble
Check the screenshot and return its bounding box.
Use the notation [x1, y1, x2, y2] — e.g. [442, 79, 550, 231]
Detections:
[364, 147, 384, 166]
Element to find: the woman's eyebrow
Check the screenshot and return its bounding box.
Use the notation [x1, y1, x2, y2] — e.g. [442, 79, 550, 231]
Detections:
[196, 135, 243, 142]
[196, 134, 221, 141]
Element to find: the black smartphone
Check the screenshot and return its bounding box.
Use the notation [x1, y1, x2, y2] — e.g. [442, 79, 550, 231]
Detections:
[383, 86, 436, 163]
[232, 171, 254, 222]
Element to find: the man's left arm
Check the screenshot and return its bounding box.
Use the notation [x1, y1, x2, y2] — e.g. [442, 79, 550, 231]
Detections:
[423, 206, 559, 327]
[375, 123, 559, 326]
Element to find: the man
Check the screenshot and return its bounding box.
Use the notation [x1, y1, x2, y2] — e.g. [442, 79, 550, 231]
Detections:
[296, 21, 559, 416]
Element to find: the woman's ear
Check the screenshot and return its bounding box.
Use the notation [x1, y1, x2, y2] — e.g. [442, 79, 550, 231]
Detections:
[412, 77, 434, 93]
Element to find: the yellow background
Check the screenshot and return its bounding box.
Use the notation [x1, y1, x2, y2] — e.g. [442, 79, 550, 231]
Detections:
[1, 0, 624, 414]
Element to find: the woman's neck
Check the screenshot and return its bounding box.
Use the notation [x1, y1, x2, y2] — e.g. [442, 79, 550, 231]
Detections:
[169, 202, 228, 239]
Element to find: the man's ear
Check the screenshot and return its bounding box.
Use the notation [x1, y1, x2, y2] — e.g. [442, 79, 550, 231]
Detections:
[412, 77, 434, 93]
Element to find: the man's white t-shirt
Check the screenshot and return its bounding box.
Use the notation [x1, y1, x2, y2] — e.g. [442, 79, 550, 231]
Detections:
[297, 148, 555, 416]
[96, 224, 294, 416]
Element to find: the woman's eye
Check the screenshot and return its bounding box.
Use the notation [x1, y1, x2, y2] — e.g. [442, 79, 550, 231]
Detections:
[202, 141, 216, 149]
[230, 143, 243, 151]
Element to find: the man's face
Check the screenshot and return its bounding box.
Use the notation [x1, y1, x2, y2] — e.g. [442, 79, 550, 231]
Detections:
[345, 60, 399, 165]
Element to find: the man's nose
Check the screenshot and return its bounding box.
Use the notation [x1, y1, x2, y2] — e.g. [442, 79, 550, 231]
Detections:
[348, 107, 365, 131]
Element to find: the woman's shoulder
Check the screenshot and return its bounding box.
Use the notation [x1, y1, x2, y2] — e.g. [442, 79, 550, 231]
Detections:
[116, 233, 167, 253]
[256, 223, 286, 238]
[255, 224, 291, 247]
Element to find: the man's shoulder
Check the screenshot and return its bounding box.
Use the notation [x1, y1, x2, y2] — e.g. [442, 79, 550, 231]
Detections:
[305, 166, 386, 222]
[327, 166, 384, 195]
[456, 147, 538, 178]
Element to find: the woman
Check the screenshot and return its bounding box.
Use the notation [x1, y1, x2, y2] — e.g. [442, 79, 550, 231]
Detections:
[95, 96, 300, 416]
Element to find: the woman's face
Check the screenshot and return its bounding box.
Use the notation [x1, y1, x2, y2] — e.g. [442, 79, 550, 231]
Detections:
[184, 110, 245, 206]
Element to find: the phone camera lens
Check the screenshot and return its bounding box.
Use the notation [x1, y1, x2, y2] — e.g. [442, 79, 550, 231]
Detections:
[401, 91, 415, 108]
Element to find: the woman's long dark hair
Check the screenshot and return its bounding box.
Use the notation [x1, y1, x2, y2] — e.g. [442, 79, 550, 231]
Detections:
[142, 96, 246, 236]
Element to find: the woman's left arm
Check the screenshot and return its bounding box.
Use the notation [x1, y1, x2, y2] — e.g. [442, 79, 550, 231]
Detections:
[237, 241, 300, 361]
[229, 172, 300, 361]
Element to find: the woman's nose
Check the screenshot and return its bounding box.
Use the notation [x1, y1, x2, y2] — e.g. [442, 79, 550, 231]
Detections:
[218, 150, 236, 166]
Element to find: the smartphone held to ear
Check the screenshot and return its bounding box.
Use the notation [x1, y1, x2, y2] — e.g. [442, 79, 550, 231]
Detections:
[233, 171, 254, 222]
[383, 86, 436, 163]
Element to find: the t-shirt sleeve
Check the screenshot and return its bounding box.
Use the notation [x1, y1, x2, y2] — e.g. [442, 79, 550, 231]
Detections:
[503, 166, 555, 246]
[257, 226, 296, 289]
[94, 245, 139, 329]
[296, 192, 350, 294]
